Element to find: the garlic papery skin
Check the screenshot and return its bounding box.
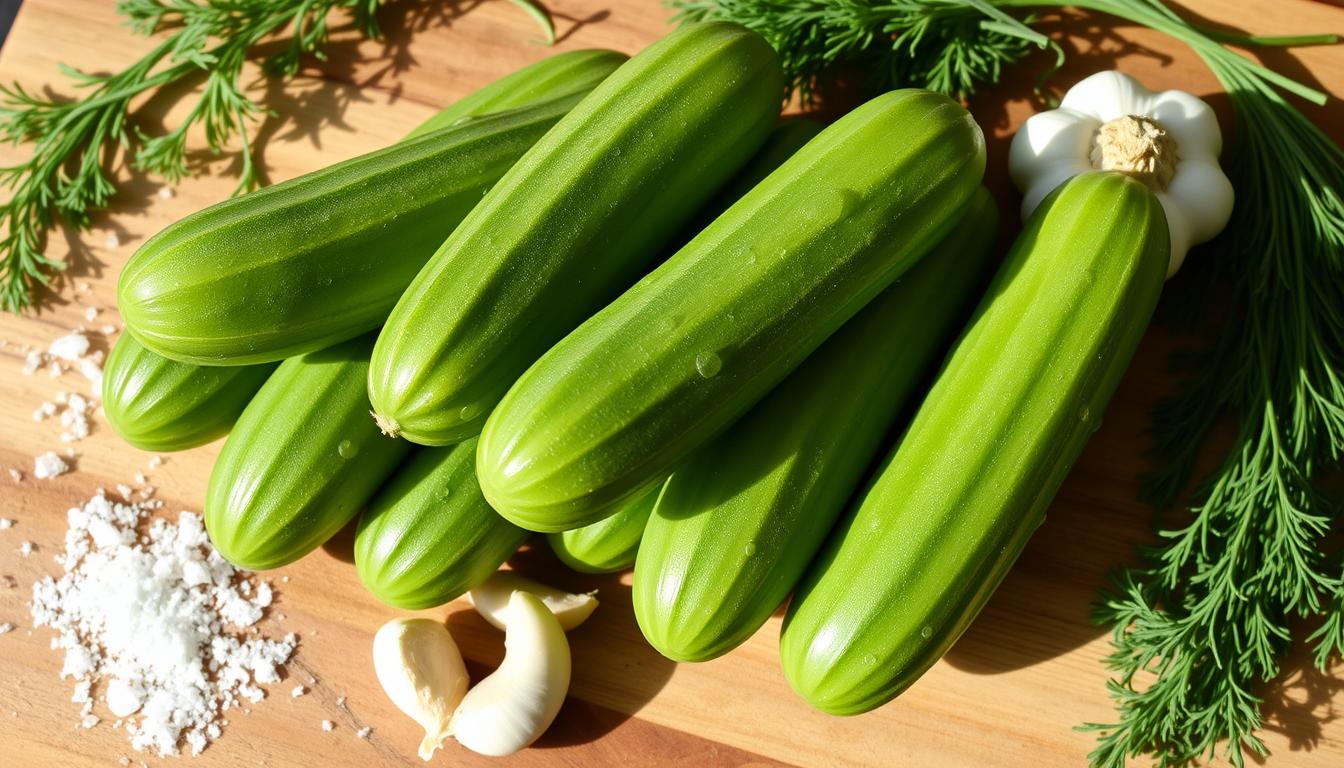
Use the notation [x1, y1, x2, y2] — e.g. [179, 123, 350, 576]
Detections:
[1008, 70, 1234, 277]
[372, 618, 470, 761]
[449, 590, 571, 756]
[469, 571, 598, 631]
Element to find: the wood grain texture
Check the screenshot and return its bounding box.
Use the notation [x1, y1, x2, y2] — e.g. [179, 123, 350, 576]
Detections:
[0, 0, 1341, 766]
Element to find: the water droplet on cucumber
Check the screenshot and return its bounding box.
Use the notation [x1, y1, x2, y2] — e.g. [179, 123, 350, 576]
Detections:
[694, 351, 722, 378]
[337, 439, 357, 459]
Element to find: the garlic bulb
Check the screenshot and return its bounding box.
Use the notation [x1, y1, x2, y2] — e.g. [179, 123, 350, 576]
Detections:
[1008, 70, 1234, 276]
[469, 571, 598, 631]
[449, 590, 571, 756]
[371, 618, 470, 761]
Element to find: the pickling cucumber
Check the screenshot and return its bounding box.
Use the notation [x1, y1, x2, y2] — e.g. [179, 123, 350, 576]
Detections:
[780, 171, 1168, 714]
[477, 88, 986, 532]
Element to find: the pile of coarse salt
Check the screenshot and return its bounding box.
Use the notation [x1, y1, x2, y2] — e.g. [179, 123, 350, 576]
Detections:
[30, 488, 297, 756]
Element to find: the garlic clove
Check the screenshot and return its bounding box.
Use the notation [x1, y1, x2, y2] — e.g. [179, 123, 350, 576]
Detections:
[372, 617, 470, 761]
[449, 590, 571, 756]
[468, 571, 598, 631]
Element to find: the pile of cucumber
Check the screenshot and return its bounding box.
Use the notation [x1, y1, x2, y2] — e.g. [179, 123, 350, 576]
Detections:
[109, 23, 1169, 715]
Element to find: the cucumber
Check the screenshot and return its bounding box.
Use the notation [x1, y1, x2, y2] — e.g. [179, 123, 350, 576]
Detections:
[405, 50, 628, 139]
[634, 188, 998, 662]
[685, 119, 824, 236]
[355, 438, 528, 609]
[477, 89, 986, 532]
[205, 334, 412, 570]
[780, 171, 1168, 715]
[368, 22, 784, 445]
[549, 482, 661, 574]
[119, 51, 625, 366]
[102, 333, 276, 452]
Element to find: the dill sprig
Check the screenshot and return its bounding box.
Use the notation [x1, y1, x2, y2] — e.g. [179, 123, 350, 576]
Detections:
[669, 0, 1344, 765]
[0, 0, 554, 312]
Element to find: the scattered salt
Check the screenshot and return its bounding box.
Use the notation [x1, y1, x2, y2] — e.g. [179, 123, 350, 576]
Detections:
[7, 469, 21, 483]
[158, 186, 175, 200]
[34, 452, 69, 479]
[29, 490, 298, 756]
[48, 332, 90, 362]
[321, 720, 334, 732]
[76, 281, 90, 293]
[356, 726, 371, 739]
[59, 394, 91, 442]
[290, 686, 305, 698]
[78, 358, 103, 391]
[0, 623, 13, 634]
[148, 456, 163, 470]
[22, 350, 41, 375]
[101, 324, 119, 336]
[0, 518, 12, 529]
[83, 307, 99, 322]
[19, 542, 34, 557]
[105, 233, 120, 249]
[133, 472, 147, 485]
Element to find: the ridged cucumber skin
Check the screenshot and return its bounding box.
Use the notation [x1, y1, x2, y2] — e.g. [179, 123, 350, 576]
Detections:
[355, 438, 528, 609]
[405, 50, 627, 140]
[548, 482, 661, 574]
[102, 333, 277, 452]
[780, 171, 1169, 715]
[477, 89, 986, 532]
[205, 334, 412, 570]
[119, 93, 587, 366]
[634, 189, 998, 663]
[689, 119, 824, 233]
[368, 22, 784, 446]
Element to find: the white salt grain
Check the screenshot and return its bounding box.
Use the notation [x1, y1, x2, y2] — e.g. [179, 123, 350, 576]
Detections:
[30, 490, 297, 756]
[7, 469, 21, 483]
[83, 307, 99, 322]
[48, 332, 89, 362]
[0, 623, 13, 634]
[0, 518, 12, 529]
[158, 186, 175, 200]
[34, 452, 69, 479]
[22, 350, 41, 375]
[19, 542, 34, 557]
[148, 456, 163, 470]
[101, 324, 119, 336]
[133, 472, 147, 485]
[105, 233, 121, 249]
[320, 720, 334, 732]
[355, 726, 371, 739]
[290, 686, 305, 698]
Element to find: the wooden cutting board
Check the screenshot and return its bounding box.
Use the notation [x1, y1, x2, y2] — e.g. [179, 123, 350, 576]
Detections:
[0, 0, 1341, 766]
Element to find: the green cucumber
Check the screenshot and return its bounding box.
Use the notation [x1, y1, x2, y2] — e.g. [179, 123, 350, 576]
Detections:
[355, 438, 528, 609]
[368, 22, 784, 445]
[405, 50, 628, 139]
[102, 333, 277, 452]
[205, 334, 412, 570]
[549, 482, 661, 574]
[477, 89, 986, 532]
[119, 51, 625, 366]
[780, 171, 1168, 715]
[634, 188, 998, 662]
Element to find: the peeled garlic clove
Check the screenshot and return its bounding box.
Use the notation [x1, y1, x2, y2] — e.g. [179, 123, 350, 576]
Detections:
[468, 571, 597, 631]
[372, 617, 470, 761]
[450, 590, 571, 755]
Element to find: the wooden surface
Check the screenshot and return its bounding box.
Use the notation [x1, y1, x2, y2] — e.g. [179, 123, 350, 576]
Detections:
[1, 0, 1342, 766]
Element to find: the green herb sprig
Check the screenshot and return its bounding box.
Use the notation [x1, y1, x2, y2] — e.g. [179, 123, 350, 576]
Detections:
[0, 0, 554, 312]
[669, 1, 1343, 765]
